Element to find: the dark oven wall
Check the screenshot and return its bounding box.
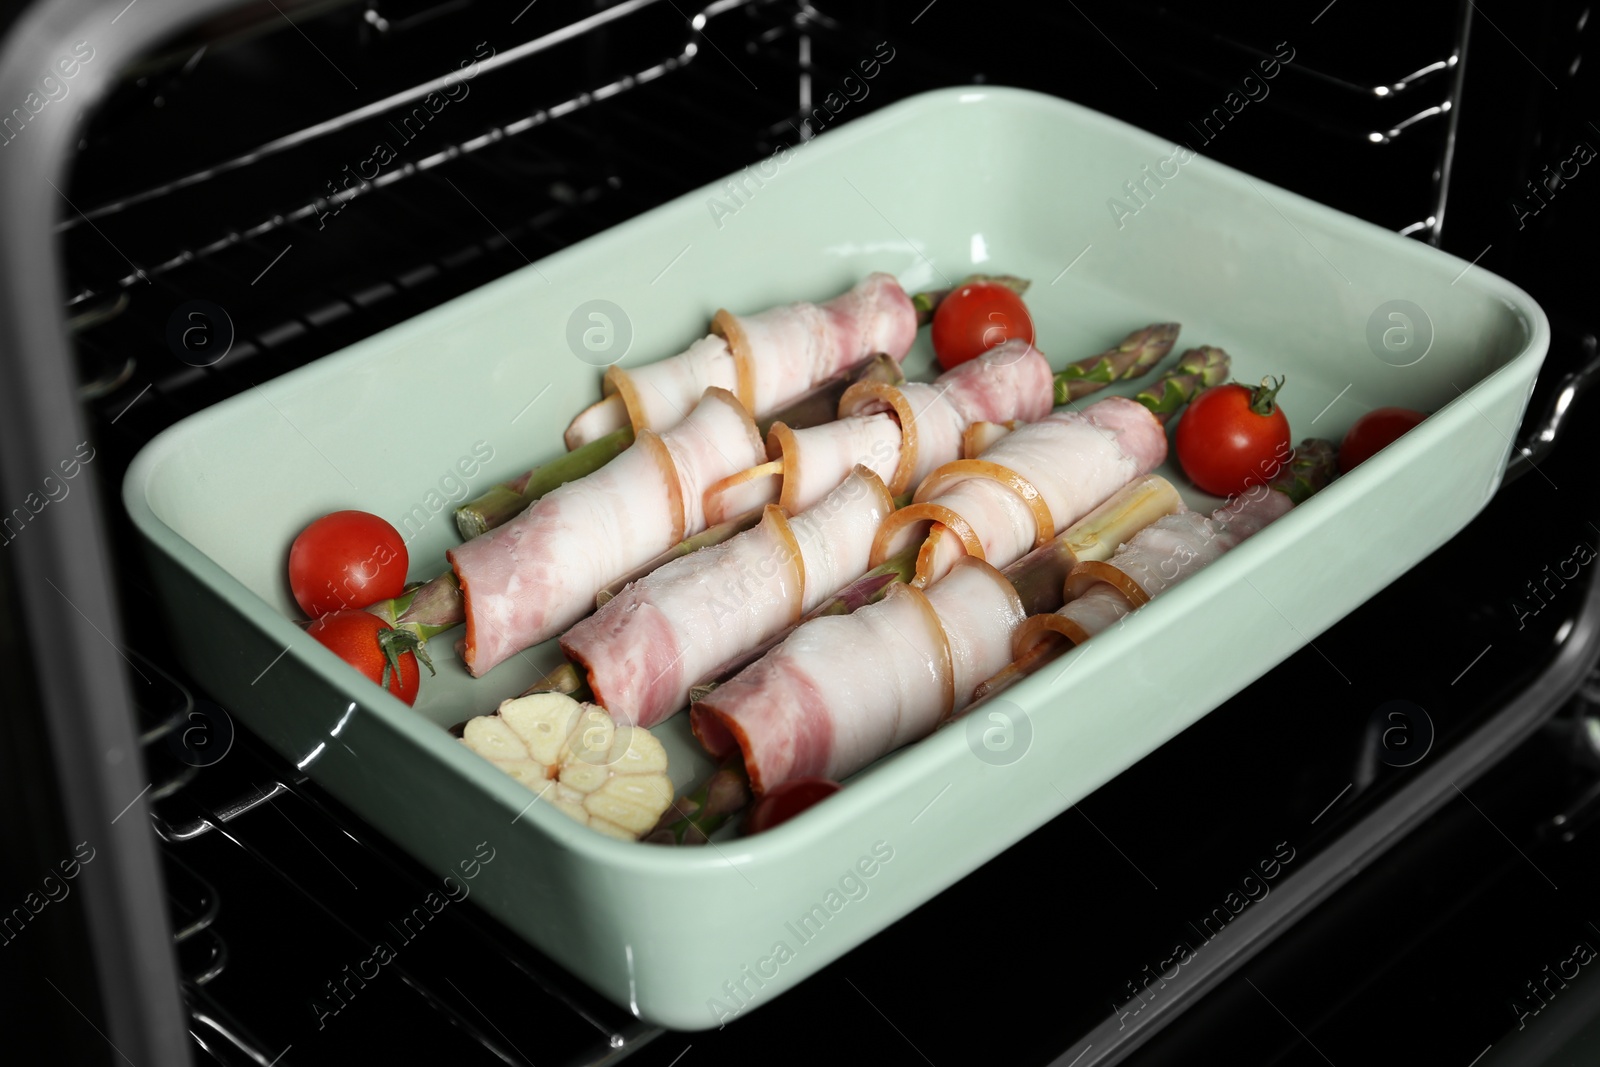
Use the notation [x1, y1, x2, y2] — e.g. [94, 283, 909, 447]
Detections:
[37, 0, 1600, 1065]
[68, 0, 1595, 487]
[67, 0, 1586, 457]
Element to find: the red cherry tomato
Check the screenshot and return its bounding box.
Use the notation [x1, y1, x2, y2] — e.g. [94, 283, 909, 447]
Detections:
[1339, 407, 1426, 473]
[744, 777, 842, 834]
[930, 283, 1035, 372]
[1175, 377, 1293, 497]
[307, 610, 423, 705]
[289, 510, 408, 617]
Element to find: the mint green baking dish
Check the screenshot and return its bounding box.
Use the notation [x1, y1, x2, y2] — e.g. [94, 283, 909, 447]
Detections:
[124, 86, 1547, 1030]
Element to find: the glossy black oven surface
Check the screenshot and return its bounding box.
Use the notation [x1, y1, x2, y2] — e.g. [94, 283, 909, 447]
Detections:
[3, 0, 1598, 1064]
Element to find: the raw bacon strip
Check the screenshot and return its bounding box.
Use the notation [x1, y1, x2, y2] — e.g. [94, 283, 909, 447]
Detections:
[873, 395, 1167, 585]
[450, 388, 763, 677]
[689, 478, 1182, 793]
[602, 335, 740, 442]
[696, 473, 1184, 698]
[699, 355, 909, 526]
[1013, 503, 1279, 652]
[1077, 512, 1216, 608]
[874, 347, 1231, 586]
[1013, 458, 1315, 656]
[766, 415, 902, 515]
[706, 339, 1054, 523]
[709, 331, 1190, 528]
[927, 559, 1027, 714]
[562, 466, 895, 728]
[700, 460, 787, 528]
[1072, 493, 1291, 606]
[788, 468, 897, 615]
[691, 557, 1020, 794]
[713, 272, 918, 417]
[838, 339, 1054, 495]
[1032, 584, 1133, 648]
[564, 505, 804, 729]
[962, 420, 1020, 459]
[564, 395, 633, 449]
[567, 274, 917, 449]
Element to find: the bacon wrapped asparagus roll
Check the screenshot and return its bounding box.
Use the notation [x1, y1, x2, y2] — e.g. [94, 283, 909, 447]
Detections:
[871, 346, 1230, 587]
[449, 387, 764, 677]
[834, 339, 1054, 494]
[561, 465, 895, 729]
[565, 273, 918, 449]
[460, 355, 906, 539]
[703, 323, 1180, 525]
[705, 340, 1050, 524]
[688, 477, 1181, 795]
[1012, 439, 1338, 656]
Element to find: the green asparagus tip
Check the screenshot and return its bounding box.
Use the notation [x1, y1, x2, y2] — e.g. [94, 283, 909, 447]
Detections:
[911, 275, 1032, 324]
[645, 760, 752, 845]
[1134, 346, 1230, 419]
[1177, 345, 1231, 385]
[1273, 438, 1339, 504]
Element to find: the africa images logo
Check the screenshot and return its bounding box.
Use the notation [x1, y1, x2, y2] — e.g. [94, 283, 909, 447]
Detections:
[0, 40, 95, 147]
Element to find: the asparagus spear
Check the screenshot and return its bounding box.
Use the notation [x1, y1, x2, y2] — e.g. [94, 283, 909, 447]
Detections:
[402, 339, 1219, 693]
[1131, 345, 1230, 422]
[807, 547, 920, 619]
[715, 323, 1181, 521]
[770, 352, 905, 430]
[999, 475, 1183, 613]
[608, 329, 1193, 688]
[978, 437, 1341, 699]
[386, 488, 902, 695]
[1266, 437, 1338, 505]
[518, 661, 592, 701]
[691, 471, 1182, 700]
[910, 274, 1031, 325]
[642, 759, 753, 845]
[660, 477, 1185, 844]
[638, 346, 1216, 700]
[364, 572, 463, 681]
[1054, 322, 1181, 404]
[454, 354, 907, 540]
[455, 428, 633, 540]
[367, 571, 463, 640]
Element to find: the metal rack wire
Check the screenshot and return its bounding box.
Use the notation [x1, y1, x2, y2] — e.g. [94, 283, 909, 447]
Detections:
[123, 622, 649, 1063]
[134, 663, 658, 1066]
[68, 0, 1468, 429]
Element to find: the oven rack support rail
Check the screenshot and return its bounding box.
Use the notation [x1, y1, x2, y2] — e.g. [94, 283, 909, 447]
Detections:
[0, 2, 220, 1065]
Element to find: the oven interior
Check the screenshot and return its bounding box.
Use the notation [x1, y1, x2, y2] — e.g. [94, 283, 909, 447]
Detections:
[7, 0, 1599, 1063]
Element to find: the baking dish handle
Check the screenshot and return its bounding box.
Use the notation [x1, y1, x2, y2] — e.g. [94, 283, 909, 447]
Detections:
[1503, 328, 1600, 487]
